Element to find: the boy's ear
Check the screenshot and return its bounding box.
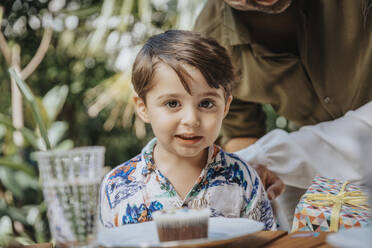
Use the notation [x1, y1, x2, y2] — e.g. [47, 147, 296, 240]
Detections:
[223, 95, 233, 118]
[133, 96, 150, 123]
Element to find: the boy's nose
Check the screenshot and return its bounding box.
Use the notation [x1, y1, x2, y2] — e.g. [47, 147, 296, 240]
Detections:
[181, 107, 201, 127]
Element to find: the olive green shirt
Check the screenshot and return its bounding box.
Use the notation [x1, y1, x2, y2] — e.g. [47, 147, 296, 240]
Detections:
[194, 0, 372, 144]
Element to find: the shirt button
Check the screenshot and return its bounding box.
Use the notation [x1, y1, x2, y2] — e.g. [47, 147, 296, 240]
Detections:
[324, 97, 331, 104]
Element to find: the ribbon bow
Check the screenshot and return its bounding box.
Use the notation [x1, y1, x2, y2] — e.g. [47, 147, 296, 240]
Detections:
[303, 181, 369, 232]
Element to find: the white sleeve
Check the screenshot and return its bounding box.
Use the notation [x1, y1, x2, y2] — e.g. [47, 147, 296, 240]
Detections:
[235, 101, 372, 189]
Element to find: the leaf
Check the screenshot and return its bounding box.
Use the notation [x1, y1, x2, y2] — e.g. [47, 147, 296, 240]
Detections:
[139, 0, 151, 23]
[4, 205, 42, 225]
[14, 172, 40, 191]
[0, 235, 22, 248]
[14, 236, 34, 245]
[0, 216, 13, 236]
[24, 97, 50, 130]
[0, 198, 6, 210]
[88, 0, 115, 54]
[0, 113, 39, 149]
[26, 207, 40, 226]
[262, 104, 279, 132]
[0, 124, 6, 139]
[118, 0, 135, 32]
[8, 68, 52, 150]
[6, 206, 28, 224]
[42, 85, 69, 122]
[0, 167, 26, 198]
[34, 217, 48, 243]
[0, 157, 36, 177]
[46, 121, 69, 147]
[54, 139, 74, 150]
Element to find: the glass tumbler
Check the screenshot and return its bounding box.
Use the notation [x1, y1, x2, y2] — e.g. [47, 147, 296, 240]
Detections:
[34, 147, 105, 248]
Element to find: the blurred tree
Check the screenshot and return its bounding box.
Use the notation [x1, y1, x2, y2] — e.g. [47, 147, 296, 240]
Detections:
[1, 0, 207, 163]
[0, 6, 53, 149]
[0, 0, 207, 245]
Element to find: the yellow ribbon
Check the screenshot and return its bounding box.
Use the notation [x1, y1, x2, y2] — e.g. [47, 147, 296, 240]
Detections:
[303, 181, 369, 232]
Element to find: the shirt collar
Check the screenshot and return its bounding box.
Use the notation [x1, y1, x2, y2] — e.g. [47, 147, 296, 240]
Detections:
[140, 137, 157, 176]
[140, 138, 221, 177]
[223, 2, 253, 46]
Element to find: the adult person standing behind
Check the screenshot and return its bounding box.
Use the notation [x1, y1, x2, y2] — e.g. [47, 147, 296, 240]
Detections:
[194, 0, 372, 224]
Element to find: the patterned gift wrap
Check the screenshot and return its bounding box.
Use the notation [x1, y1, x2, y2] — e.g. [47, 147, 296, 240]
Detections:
[292, 176, 372, 232]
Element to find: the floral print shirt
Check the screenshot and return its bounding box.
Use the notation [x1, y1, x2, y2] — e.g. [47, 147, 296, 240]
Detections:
[99, 138, 276, 230]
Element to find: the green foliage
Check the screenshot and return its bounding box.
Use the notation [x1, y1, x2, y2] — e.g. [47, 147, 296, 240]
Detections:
[9, 68, 52, 150]
[0, 0, 215, 245]
[263, 104, 298, 133]
[0, 83, 73, 245]
[0, 0, 192, 244]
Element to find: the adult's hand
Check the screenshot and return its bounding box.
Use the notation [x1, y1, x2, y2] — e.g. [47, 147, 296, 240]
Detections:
[253, 164, 285, 200]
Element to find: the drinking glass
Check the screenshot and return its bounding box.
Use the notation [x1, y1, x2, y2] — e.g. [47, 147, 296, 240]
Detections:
[34, 146, 105, 248]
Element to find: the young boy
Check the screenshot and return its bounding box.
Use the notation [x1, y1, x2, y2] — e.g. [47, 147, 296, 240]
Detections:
[99, 30, 276, 230]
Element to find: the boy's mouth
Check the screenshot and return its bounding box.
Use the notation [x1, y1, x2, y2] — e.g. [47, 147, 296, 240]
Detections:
[175, 134, 203, 144]
[255, 0, 279, 6]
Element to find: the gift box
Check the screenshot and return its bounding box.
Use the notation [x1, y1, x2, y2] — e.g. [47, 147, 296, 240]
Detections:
[292, 176, 372, 232]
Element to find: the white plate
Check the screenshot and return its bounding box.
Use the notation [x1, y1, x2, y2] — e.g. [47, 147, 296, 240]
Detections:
[97, 217, 264, 248]
[326, 226, 372, 248]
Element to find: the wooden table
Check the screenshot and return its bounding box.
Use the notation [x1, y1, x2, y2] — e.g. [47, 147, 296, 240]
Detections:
[25, 231, 334, 248]
[225, 231, 333, 248]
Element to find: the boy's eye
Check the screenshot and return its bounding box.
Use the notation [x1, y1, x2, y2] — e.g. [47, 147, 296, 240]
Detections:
[199, 100, 215, 109]
[165, 100, 180, 108]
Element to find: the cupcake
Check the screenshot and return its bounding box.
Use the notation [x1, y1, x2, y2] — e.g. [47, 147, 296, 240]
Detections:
[152, 208, 210, 242]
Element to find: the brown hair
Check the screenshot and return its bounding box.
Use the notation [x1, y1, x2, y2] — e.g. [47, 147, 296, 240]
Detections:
[131, 30, 234, 101]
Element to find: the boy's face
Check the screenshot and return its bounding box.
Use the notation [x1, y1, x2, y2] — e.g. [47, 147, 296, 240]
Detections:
[134, 63, 232, 160]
